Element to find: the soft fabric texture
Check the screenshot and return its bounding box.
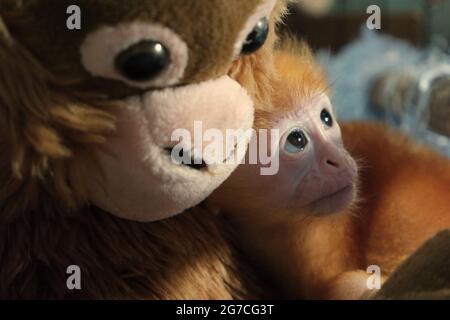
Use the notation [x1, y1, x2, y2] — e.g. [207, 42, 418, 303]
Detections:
[81, 21, 189, 89]
[88, 76, 254, 221]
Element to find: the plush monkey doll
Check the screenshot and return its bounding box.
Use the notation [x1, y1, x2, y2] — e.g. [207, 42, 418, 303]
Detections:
[0, 0, 288, 299]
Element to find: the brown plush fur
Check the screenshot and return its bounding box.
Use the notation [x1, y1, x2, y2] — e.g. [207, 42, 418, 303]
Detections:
[0, 1, 290, 299]
[0, 35, 116, 219]
[0, 205, 271, 299]
[3, 0, 270, 94]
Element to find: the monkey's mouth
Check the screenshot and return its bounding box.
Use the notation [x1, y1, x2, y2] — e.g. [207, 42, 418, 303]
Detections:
[308, 184, 355, 216]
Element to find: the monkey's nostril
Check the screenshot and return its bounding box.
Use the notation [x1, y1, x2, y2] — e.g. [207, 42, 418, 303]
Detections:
[326, 159, 340, 168]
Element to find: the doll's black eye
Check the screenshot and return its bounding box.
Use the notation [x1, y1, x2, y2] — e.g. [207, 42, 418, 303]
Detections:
[320, 109, 333, 128]
[115, 40, 170, 82]
[284, 128, 308, 154]
[241, 18, 269, 55]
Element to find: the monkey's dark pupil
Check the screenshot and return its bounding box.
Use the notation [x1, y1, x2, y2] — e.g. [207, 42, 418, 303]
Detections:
[116, 40, 170, 82]
[320, 109, 333, 127]
[286, 129, 308, 153]
[241, 18, 269, 55]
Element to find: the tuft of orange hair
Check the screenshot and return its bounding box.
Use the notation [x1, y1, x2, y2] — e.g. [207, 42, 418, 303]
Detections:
[254, 38, 329, 129]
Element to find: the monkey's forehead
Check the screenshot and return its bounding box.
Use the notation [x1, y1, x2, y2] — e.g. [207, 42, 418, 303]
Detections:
[5, 0, 274, 97]
[255, 93, 333, 129]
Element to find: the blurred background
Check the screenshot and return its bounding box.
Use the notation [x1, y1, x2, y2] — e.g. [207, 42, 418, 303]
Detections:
[286, 0, 450, 51]
[284, 0, 450, 156]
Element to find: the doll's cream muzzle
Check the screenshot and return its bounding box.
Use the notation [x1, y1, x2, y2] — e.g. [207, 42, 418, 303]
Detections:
[87, 75, 255, 222]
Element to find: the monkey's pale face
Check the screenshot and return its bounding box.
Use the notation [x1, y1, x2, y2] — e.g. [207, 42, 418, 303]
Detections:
[209, 94, 358, 217]
[273, 94, 358, 215]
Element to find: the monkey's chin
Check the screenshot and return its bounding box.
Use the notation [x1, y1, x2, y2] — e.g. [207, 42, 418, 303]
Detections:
[307, 184, 355, 217]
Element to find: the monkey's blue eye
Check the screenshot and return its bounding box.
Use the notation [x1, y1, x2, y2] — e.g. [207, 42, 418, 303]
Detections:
[284, 128, 308, 154]
[320, 109, 333, 127]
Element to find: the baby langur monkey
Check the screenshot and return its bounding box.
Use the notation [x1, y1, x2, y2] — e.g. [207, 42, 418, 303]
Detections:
[207, 47, 366, 300]
[208, 43, 450, 300]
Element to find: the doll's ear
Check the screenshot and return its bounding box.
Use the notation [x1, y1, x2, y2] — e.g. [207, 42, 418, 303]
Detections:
[0, 13, 73, 178]
[0, 13, 52, 121]
[0, 12, 115, 181]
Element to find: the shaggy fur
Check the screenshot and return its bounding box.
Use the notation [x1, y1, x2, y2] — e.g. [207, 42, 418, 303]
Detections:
[342, 122, 450, 276]
[0, 32, 116, 218]
[0, 205, 273, 299]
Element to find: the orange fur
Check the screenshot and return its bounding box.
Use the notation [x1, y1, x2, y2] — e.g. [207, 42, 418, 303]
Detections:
[255, 41, 328, 129]
[342, 122, 450, 276]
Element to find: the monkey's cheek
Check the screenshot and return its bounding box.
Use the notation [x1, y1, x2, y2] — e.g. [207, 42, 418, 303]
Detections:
[85, 76, 254, 222]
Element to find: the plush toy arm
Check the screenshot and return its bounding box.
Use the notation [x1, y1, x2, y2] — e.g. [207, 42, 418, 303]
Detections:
[374, 230, 450, 300]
